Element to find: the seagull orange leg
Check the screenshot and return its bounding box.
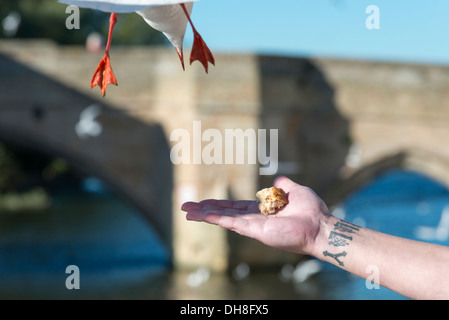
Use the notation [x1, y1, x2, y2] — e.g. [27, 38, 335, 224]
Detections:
[91, 13, 118, 96]
[175, 47, 185, 71]
[179, 3, 215, 73]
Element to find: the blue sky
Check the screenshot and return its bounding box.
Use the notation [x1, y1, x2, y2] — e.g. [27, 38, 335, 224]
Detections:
[184, 0, 449, 65]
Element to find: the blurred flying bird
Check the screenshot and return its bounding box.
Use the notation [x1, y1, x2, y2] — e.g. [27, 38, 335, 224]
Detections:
[75, 104, 103, 139]
[58, 0, 214, 96]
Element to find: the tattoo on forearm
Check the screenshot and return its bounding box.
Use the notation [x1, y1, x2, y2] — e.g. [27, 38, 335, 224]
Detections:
[329, 231, 352, 246]
[323, 220, 360, 267]
[334, 221, 359, 234]
[323, 250, 347, 266]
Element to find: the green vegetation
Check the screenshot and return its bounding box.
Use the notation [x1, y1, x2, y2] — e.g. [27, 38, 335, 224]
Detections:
[0, 142, 73, 212]
[0, 187, 50, 212]
[0, 0, 167, 45]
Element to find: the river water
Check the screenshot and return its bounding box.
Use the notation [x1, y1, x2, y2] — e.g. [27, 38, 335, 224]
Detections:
[0, 169, 448, 300]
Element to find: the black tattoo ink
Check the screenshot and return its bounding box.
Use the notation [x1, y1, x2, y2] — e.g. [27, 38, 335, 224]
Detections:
[323, 220, 361, 266]
[334, 221, 360, 234]
[323, 250, 347, 266]
[328, 231, 352, 246]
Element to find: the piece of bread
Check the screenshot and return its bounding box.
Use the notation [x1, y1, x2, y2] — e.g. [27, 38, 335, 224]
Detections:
[256, 187, 288, 215]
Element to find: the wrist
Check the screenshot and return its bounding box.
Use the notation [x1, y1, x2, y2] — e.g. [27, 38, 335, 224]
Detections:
[311, 214, 363, 270]
[309, 214, 341, 259]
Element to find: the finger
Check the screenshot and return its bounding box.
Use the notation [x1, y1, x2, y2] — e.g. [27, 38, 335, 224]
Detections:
[187, 209, 230, 226]
[200, 203, 241, 214]
[200, 199, 256, 211]
[186, 208, 267, 242]
[185, 208, 231, 222]
[186, 203, 257, 222]
[185, 208, 207, 221]
[207, 215, 266, 240]
[204, 214, 248, 231]
[186, 209, 217, 222]
[181, 201, 200, 212]
[200, 213, 256, 237]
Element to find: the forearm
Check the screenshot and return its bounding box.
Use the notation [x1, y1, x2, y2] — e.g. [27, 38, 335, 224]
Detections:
[312, 214, 449, 300]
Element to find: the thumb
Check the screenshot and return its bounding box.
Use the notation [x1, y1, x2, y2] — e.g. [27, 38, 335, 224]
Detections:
[273, 175, 299, 192]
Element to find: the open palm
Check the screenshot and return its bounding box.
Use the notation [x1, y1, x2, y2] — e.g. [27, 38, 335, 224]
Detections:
[181, 176, 331, 255]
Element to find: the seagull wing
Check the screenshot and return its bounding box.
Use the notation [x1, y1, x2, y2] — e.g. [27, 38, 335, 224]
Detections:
[58, 0, 197, 13]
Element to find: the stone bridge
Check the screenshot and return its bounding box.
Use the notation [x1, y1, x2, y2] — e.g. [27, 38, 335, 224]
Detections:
[2, 39, 449, 271]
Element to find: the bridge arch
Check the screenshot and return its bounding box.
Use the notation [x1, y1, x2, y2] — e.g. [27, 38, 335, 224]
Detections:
[0, 121, 173, 250]
[324, 148, 449, 207]
[0, 53, 173, 257]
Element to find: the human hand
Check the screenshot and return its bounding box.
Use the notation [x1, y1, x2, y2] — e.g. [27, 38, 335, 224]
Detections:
[181, 176, 331, 256]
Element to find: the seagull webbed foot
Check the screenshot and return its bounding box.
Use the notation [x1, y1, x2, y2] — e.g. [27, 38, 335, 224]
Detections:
[179, 3, 215, 73]
[91, 54, 117, 97]
[190, 31, 215, 73]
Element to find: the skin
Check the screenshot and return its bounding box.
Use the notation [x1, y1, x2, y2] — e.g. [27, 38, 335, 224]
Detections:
[182, 175, 449, 300]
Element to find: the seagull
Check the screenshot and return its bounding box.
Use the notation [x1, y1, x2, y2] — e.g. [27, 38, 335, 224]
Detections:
[58, 0, 214, 96]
